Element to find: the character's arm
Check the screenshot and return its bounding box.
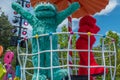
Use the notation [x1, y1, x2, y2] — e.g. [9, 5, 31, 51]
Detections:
[12, 2, 36, 26]
[89, 25, 100, 34]
[57, 2, 80, 24]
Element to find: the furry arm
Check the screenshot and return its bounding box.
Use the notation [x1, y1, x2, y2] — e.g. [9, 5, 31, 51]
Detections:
[57, 2, 80, 24]
[89, 26, 100, 34]
[12, 2, 36, 25]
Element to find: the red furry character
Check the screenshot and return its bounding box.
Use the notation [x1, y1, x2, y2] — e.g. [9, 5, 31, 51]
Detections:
[76, 15, 107, 78]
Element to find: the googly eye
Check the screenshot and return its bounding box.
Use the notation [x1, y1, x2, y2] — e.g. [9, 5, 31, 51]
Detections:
[41, 2, 44, 4]
[40, 2, 42, 4]
[47, 2, 50, 4]
[44, 2, 46, 4]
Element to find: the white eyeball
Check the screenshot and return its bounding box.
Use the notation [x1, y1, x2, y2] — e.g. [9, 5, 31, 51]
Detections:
[39, 2, 42, 4]
[41, 2, 44, 4]
[47, 2, 50, 4]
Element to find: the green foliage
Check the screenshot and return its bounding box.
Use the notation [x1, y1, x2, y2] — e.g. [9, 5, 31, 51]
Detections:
[58, 25, 79, 71]
[99, 30, 120, 79]
[116, 49, 120, 79]
[58, 25, 77, 49]
[0, 12, 14, 67]
[0, 12, 14, 50]
[100, 31, 119, 51]
[58, 25, 68, 49]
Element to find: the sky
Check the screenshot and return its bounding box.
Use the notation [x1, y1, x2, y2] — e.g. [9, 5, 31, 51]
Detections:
[95, 0, 120, 35]
[0, 0, 120, 38]
[57, 0, 120, 35]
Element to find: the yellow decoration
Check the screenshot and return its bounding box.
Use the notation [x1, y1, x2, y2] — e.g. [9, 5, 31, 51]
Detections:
[87, 32, 91, 36]
[108, 42, 111, 45]
[14, 77, 20, 80]
[35, 34, 39, 39]
[0, 63, 6, 80]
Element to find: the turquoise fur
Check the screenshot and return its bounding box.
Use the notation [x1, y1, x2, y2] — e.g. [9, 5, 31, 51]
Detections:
[12, 2, 80, 80]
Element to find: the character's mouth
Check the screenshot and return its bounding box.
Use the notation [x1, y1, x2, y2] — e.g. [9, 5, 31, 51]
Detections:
[39, 9, 50, 11]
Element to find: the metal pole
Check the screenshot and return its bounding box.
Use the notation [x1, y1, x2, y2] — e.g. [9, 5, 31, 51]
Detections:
[16, 0, 24, 67]
[18, 0, 24, 39]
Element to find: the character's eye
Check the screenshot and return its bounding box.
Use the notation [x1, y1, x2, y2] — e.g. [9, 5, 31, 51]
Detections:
[41, 2, 44, 4]
[46, 2, 50, 4]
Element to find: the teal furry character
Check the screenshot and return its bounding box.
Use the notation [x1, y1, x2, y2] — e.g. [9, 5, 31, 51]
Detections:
[12, 2, 80, 80]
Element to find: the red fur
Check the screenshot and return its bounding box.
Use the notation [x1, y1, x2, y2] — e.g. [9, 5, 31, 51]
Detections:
[76, 15, 107, 78]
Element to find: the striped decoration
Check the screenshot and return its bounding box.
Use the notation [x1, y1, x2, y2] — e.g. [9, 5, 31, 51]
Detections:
[68, 16, 73, 74]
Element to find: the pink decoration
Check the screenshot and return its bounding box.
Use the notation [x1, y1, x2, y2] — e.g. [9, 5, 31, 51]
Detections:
[4, 51, 14, 64]
[3, 50, 15, 80]
[24, 21, 28, 26]
[26, 3, 31, 8]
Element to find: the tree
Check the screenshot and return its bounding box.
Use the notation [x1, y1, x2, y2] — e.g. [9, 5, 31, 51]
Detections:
[58, 25, 78, 70]
[58, 25, 77, 49]
[0, 12, 14, 50]
[99, 30, 120, 79]
[100, 30, 119, 51]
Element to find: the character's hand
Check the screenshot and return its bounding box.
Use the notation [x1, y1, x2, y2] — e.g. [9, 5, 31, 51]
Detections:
[71, 2, 80, 10]
[12, 2, 22, 11]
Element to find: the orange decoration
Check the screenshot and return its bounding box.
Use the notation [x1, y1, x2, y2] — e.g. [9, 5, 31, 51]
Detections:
[30, 0, 109, 18]
[0, 45, 3, 57]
